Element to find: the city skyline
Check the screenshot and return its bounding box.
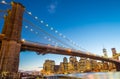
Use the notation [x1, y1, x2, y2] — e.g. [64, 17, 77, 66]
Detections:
[1, 0, 120, 71]
[42, 56, 117, 75]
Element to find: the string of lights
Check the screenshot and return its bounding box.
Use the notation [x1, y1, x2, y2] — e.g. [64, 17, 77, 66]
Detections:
[23, 18, 75, 49]
[0, 0, 88, 52]
[25, 10, 88, 51]
[23, 25, 60, 47]
[23, 25, 66, 48]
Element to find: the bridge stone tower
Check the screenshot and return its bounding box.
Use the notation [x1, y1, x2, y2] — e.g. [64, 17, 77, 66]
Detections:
[0, 2, 24, 74]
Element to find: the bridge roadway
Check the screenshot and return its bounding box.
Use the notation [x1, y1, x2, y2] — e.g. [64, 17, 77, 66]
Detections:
[21, 40, 120, 63]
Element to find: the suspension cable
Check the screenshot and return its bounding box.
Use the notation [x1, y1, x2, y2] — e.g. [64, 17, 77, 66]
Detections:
[23, 18, 76, 49]
[25, 10, 88, 51]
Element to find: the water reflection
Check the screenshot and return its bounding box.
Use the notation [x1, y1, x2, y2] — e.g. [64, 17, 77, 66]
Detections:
[65, 72, 120, 79]
[45, 72, 120, 79]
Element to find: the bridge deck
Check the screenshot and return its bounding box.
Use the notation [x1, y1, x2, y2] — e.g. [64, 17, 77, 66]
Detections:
[21, 40, 120, 63]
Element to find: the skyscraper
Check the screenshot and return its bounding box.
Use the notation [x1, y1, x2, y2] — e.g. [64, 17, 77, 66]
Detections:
[43, 60, 55, 74]
[103, 48, 108, 58]
[111, 48, 119, 60]
[63, 57, 68, 73]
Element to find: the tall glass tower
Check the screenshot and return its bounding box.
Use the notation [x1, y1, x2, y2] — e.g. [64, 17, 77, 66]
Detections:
[103, 48, 108, 58]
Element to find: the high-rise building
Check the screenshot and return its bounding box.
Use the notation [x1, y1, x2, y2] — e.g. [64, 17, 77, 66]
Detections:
[59, 57, 69, 74]
[90, 59, 97, 71]
[108, 62, 116, 71]
[111, 48, 119, 60]
[78, 57, 87, 72]
[69, 56, 78, 72]
[102, 62, 109, 72]
[59, 62, 64, 74]
[97, 62, 103, 72]
[63, 57, 68, 73]
[68, 62, 74, 73]
[103, 48, 108, 58]
[69, 56, 74, 64]
[43, 60, 55, 74]
[54, 65, 60, 73]
[63, 57, 68, 63]
[85, 59, 91, 71]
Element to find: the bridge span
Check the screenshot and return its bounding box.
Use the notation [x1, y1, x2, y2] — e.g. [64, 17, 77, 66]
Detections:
[21, 40, 120, 63]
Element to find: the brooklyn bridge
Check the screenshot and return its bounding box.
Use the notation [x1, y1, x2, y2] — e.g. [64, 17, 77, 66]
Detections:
[0, 1, 120, 77]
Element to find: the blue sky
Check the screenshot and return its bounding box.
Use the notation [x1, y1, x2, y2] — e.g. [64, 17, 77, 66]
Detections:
[1, 0, 120, 71]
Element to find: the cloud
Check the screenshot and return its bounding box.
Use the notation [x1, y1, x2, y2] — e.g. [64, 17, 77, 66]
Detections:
[47, 1, 58, 13]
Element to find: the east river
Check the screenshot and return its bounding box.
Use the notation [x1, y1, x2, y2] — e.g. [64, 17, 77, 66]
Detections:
[44, 72, 120, 79]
